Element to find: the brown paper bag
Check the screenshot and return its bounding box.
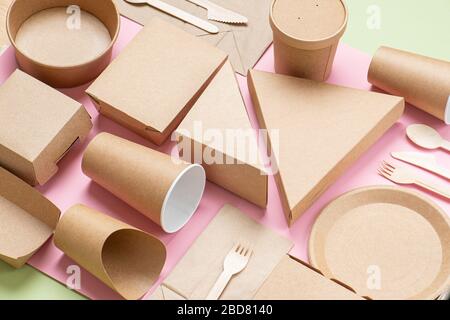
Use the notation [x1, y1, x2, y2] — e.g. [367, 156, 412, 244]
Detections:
[368, 46, 450, 123]
[54, 204, 166, 300]
[0, 167, 60, 268]
[82, 133, 206, 233]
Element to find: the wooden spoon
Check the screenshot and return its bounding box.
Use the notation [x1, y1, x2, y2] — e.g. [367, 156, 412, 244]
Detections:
[407, 124, 450, 151]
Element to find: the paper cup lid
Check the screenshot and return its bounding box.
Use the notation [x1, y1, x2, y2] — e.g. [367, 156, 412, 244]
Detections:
[270, 0, 348, 50]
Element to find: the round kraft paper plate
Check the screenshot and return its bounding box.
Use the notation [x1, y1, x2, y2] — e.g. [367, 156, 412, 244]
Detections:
[309, 186, 450, 300]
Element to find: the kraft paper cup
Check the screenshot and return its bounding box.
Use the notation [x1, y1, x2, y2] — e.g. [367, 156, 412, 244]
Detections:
[82, 133, 206, 233]
[368, 46, 450, 123]
[54, 204, 166, 300]
[7, 0, 120, 88]
[270, 0, 348, 81]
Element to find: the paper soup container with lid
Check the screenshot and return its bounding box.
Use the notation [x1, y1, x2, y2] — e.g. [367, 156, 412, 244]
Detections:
[82, 133, 206, 233]
[6, 0, 120, 88]
[269, 0, 348, 81]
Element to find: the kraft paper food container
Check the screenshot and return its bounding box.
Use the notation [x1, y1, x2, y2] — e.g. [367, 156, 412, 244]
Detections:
[254, 255, 364, 300]
[270, 0, 348, 81]
[0, 167, 60, 268]
[0, 70, 92, 186]
[6, 0, 120, 88]
[86, 18, 227, 146]
[368, 46, 450, 123]
[82, 133, 206, 233]
[54, 204, 166, 300]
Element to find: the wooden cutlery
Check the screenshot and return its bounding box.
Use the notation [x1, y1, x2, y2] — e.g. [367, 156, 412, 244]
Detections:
[206, 243, 252, 300]
[391, 152, 450, 180]
[407, 124, 450, 151]
[187, 0, 248, 24]
[379, 161, 450, 199]
[124, 0, 219, 33]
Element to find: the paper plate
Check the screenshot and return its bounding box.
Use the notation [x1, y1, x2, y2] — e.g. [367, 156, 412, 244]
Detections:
[309, 186, 450, 300]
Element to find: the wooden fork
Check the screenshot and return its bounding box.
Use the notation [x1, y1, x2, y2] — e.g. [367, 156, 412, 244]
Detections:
[206, 243, 252, 300]
[379, 161, 450, 199]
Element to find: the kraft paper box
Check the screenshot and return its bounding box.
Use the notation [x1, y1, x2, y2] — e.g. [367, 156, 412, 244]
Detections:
[368, 46, 450, 123]
[0, 69, 92, 186]
[113, 0, 272, 76]
[0, 167, 60, 268]
[248, 70, 404, 225]
[176, 61, 268, 208]
[150, 204, 293, 300]
[86, 18, 227, 145]
[254, 255, 363, 300]
[54, 204, 166, 300]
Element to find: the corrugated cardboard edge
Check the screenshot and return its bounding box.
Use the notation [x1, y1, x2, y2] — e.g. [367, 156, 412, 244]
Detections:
[33, 106, 92, 185]
[0, 167, 60, 268]
[247, 70, 405, 225]
[175, 133, 268, 208]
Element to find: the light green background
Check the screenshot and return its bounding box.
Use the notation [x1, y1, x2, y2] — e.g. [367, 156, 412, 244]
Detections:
[1, 0, 449, 300]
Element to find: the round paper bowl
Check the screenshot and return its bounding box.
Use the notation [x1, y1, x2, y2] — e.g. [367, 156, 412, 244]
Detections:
[7, 0, 120, 88]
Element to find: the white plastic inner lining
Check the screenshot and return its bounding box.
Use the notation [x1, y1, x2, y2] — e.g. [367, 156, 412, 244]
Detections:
[161, 164, 206, 233]
[445, 95, 450, 125]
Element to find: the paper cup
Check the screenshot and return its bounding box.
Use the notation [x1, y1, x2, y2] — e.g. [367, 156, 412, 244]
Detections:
[54, 204, 166, 300]
[7, 0, 120, 88]
[270, 0, 348, 81]
[368, 46, 450, 123]
[82, 133, 206, 233]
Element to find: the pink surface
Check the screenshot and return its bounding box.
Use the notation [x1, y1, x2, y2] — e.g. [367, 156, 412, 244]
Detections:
[1, 17, 449, 300]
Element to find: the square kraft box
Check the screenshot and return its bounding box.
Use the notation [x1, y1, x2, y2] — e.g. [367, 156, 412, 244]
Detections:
[0, 69, 92, 186]
[86, 18, 228, 146]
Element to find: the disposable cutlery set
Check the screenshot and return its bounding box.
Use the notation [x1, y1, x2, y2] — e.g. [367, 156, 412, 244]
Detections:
[380, 124, 450, 199]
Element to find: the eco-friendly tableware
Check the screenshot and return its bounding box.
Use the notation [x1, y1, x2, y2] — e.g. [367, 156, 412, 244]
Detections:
[7, 0, 120, 88]
[186, 0, 248, 24]
[406, 124, 450, 151]
[54, 204, 166, 300]
[309, 186, 450, 300]
[368, 46, 450, 123]
[206, 243, 252, 300]
[379, 161, 450, 199]
[82, 133, 206, 233]
[269, 0, 348, 81]
[391, 152, 450, 179]
[125, 0, 218, 33]
[248, 69, 404, 225]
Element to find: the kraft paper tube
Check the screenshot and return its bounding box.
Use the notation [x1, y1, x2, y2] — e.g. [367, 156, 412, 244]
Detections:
[54, 204, 166, 300]
[270, 0, 348, 81]
[82, 133, 206, 233]
[368, 46, 450, 123]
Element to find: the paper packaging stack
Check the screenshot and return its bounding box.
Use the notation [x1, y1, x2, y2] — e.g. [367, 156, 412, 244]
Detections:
[248, 70, 404, 225]
[113, 0, 273, 76]
[270, 0, 348, 81]
[7, 0, 120, 88]
[82, 133, 206, 233]
[0, 167, 60, 268]
[54, 204, 166, 300]
[0, 70, 92, 186]
[176, 61, 268, 208]
[86, 17, 227, 145]
[150, 205, 362, 300]
[368, 46, 450, 123]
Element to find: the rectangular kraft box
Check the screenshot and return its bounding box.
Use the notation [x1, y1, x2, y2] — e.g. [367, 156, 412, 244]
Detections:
[0, 69, 92, 186]
[86, 17, 227, 146]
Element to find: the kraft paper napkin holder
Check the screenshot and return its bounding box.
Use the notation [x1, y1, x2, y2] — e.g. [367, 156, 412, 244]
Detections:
[0, 167, 60, 268]
[7, 0, 121, 88]
[82, 133, 206, 233]
[176, 61, 268, 208]
[86, 17, 227, 146]
[54, 204, 166, 300]
[113, 0, 272, 76]
[247, 69, 405, 225]
[368, 46, 450, 123]
[0, 69, 92, 186]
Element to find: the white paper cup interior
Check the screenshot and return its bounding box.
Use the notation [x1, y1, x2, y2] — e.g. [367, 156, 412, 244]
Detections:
[445, 95, 450, 125]
[161, 164, 206, 233]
